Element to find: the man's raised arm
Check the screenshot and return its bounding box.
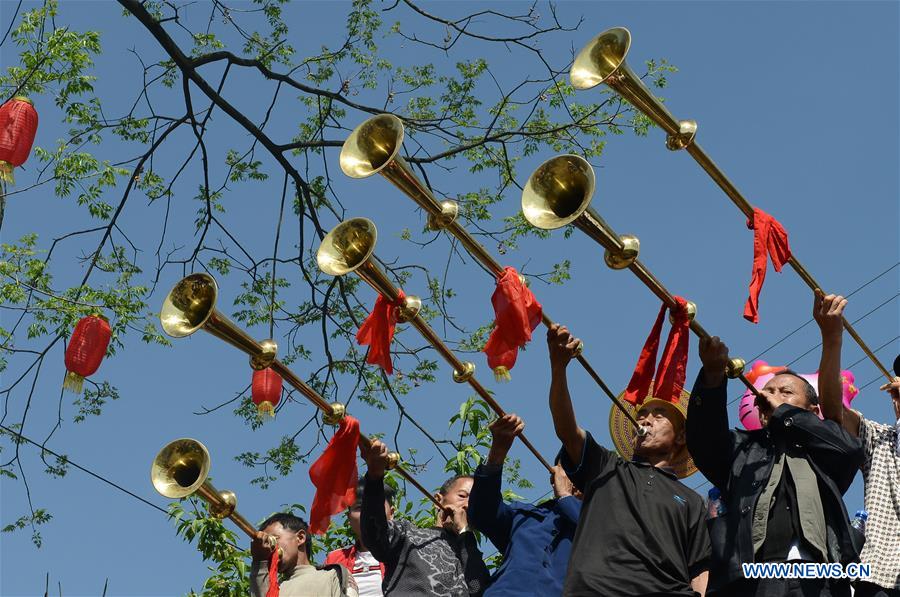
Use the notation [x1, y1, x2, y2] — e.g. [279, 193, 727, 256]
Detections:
[686, 336, 736, 492]
[546, 323, 586, 465]
[468, 414, 523, 552]
[814, 292, 847, 425]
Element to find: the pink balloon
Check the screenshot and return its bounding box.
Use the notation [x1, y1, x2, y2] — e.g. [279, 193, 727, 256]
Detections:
[736, 360, 859, 430]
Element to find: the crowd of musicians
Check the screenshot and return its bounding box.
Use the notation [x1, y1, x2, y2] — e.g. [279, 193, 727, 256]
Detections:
[247, 294, 900, 597]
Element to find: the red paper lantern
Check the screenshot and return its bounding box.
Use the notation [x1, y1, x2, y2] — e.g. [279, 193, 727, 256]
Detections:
[252, 367, 283, 417]
[0, 96, 38, 185]
[63, 314, 112, 394]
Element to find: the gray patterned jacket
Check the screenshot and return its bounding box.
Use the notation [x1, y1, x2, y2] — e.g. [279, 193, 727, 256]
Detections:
[361, 474, 489, 596]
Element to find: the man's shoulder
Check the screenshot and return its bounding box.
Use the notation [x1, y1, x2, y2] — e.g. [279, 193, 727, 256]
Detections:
[733, 427, 768, 446]
[396, 519, 441, 540]
[505, 498, 556, 516]
[857, 412, 895, 436]
[672, 482, 706, 509]
[282, 565, 348, 593]
[324, 545, 354, 565]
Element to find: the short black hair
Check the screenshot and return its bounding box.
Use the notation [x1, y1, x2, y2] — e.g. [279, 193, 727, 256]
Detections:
[438, 474, 473, 497]
[354, 479, 397, 506]
[259, 512, 312, 559]
[773, 369, 819, 406]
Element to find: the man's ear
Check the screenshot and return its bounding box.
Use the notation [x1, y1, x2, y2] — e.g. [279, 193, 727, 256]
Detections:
[809, 403, 821, 416]
[295, 529, 307, 549]
[674, 427, 686, 449]
[433, 492, 443, 508]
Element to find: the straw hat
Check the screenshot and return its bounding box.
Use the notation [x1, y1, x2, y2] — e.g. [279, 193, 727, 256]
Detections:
[608, 384, 697, 479]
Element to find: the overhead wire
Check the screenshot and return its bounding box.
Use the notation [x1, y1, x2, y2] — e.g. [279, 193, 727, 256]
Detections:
[0, 424, 169, 515]
[687, 279, 898, 493]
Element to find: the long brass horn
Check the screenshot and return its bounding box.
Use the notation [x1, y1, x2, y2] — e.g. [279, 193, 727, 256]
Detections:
[570, 28, 892, 381]
[318, 218, 554, 472]
[151, 438, 259, 538]
[341, 114, 642, 431]
[160, 274, 441, 508]
[161, 273, 278, 371]
[522, 154, 758, 394]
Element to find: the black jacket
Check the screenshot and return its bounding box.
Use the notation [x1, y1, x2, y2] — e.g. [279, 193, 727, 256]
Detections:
[686, 370, 864, 593]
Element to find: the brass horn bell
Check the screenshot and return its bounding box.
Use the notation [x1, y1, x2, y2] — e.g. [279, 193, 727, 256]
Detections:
[160, 273, 277, 370]
[570, 27, 696, 150]
[522, 154, 746, 381]
[339, 114, 459, 230]
[521, 154, 640, 270]
[317, 217, 422, 322]
[151, 438, 258, 538]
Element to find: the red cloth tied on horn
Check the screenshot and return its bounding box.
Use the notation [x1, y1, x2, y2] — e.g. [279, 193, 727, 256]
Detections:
[357, 291, 405, 374]
[744, 207, 791, 324]
[308, 415, 360, 535]
[483, 267, 543, 382]
[624, 297, 690, 405]
[267, 546, 280, 597]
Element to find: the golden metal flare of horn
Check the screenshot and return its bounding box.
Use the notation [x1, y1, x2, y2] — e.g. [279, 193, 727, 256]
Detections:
[151, 438, 258, 538]
[570, 27, 891, 381]
[161, 273, 278, 370]
[341, 114, 644, 431]
[317, 218, 553, 472]
[570, 27, 696, 150]
[522, 154, 748, 383]
[161, 272, 336, 413]
[159, 276, 437, 506]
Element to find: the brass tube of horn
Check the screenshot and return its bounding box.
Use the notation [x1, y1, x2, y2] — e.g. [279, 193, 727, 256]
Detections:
[159, 274, 440, 507]
[570, 27, 892, 382]
[522, 154, 761, 397]
[151, 438, 259, 538]
[340, 114, 642, 431]
[317, 218, 554, 472]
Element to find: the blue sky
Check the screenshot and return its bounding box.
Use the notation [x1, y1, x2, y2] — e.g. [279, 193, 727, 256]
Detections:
[1, 1, 898, 595]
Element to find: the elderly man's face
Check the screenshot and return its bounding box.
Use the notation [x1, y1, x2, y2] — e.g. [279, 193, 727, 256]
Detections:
[633, 403, 684, 459]
[758, 373, 818, 427]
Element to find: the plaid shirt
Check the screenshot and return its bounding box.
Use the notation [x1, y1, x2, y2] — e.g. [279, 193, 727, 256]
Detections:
[858, 413, 900, 589]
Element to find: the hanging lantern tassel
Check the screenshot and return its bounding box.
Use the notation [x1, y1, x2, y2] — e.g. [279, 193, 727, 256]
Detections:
[483, 267, 542, 382]
[63, 315, 112, 394]
[252, 367, 283, 417]
[0, 96, 39, 186]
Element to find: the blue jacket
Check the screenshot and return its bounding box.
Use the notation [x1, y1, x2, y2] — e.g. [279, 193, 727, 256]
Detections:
[468, 462, 581, 597]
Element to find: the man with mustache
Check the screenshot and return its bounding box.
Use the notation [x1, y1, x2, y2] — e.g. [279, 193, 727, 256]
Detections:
[547, 323, 711, 596]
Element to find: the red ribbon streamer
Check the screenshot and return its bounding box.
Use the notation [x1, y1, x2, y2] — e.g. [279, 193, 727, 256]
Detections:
[655, 297, 691, 404]
[267, 546, 280, 597]
[744, 207, 791, 324]
[308, 415, 360, 535]
[483, 267, 543, 380]
[624, 297, 690, 405]
[356, 291, 405, 374]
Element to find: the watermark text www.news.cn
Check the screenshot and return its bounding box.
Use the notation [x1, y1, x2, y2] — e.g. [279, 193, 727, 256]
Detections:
[742, 562, 871, 580]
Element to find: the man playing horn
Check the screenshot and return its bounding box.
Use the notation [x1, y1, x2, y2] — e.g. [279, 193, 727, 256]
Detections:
[361, 439, 490, 596]
[687, 294, 863, 597]
[546, 324, 711, 596]
[250, 512, 357, 597]
[467, 413, 582, 596]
